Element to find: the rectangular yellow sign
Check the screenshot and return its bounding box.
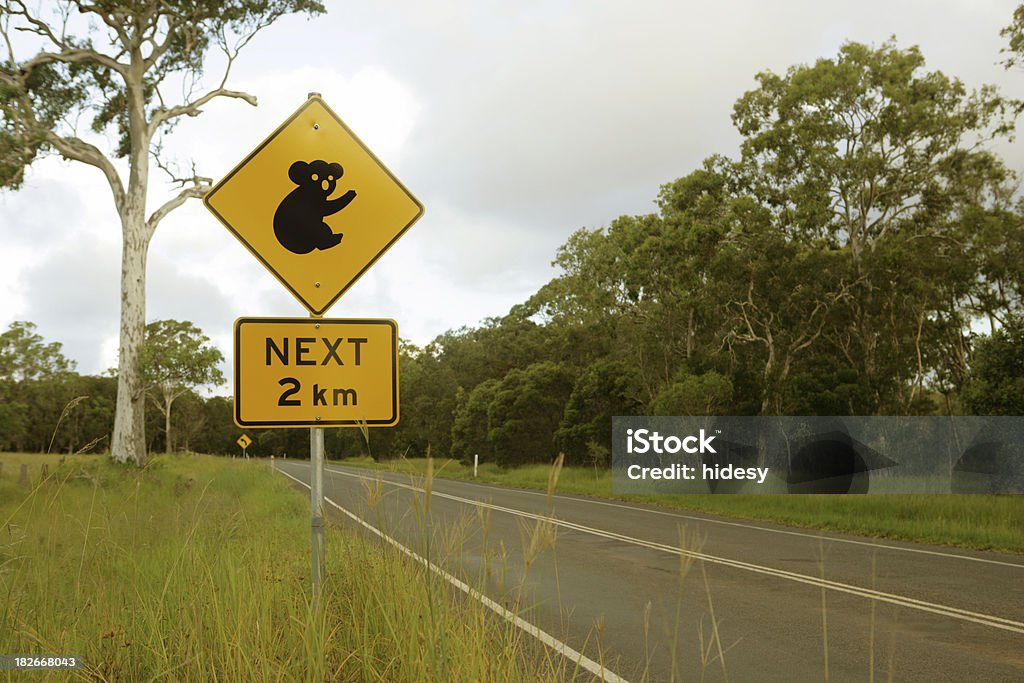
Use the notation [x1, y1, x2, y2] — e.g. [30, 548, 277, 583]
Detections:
[233, 317, 398, 428]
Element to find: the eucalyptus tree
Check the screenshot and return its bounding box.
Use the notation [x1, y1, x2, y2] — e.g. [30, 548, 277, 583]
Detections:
[728, 40, 1019, 411]
[962, 316, 1024, 415]
[0, 320, 75, 381]
[0, 0, 323, 464]
[487, 361, 574, 467]
[141, 319, 224, 454]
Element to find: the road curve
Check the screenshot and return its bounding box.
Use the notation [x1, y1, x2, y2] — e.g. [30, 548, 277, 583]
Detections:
[275, 460, 1024, 682]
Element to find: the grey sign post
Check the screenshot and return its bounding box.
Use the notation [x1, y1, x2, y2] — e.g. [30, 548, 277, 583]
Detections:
[310, 423, 324, 608]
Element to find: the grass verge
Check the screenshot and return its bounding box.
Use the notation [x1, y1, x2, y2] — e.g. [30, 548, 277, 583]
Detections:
[0, 454, 569, 681]
[327, 455, 1024, 554]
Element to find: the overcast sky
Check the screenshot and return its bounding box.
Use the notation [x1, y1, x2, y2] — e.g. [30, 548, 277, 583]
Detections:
[2, 0, 1023, 387]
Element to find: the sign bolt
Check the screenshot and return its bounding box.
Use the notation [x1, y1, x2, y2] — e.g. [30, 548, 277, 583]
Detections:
[315, 416, 322, 422]
[314, 282, 321, 288]
[314, 322, 321, 329]
[314, 123, 320, 130]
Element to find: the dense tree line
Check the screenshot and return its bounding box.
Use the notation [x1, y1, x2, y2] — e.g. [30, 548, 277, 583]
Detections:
[0, 320, 236, 455]
[3, 39, 1024, 464]
[373, 40, 1024, 467]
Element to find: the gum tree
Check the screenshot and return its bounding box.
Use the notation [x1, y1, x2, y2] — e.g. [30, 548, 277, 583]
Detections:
[729, 40, 1019, 411]
[0, 1, 323, 464]
[0, 320, 75, 381]
[141, 319, 224, 454]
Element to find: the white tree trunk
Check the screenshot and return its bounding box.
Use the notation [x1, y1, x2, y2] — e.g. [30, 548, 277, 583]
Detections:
[110, 225, 150, 465]
[110, 66, 154, 466]
[164, 392, 175, 455]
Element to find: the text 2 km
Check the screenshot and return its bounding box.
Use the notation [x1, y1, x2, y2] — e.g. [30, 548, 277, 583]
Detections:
[264, 336, 367, 409]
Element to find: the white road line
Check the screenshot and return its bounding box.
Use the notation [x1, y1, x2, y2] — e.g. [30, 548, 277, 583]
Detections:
[329, 464, 1024, 570]
[275, 466, 630, 683]
[319, 464, 1024, 636]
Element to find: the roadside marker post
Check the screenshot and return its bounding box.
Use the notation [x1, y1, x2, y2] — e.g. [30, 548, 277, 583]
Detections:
[205, 91, 422, 610]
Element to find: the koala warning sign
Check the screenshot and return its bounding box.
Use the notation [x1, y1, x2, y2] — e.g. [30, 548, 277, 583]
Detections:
[204, 96, 424, 316]
[233, 317, 398, 428]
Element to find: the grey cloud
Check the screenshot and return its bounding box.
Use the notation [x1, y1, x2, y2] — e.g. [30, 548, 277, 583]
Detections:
[19, 238, 120, 373]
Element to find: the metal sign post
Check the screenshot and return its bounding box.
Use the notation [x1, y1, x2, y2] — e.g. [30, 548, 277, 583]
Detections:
[310, 423, 325, 608]
[309, 304, 325, 610]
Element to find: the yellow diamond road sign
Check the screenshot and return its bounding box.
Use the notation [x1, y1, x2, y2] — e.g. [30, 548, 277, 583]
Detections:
[233, 317, 398, 428]
[236, 434, 252, 449]
[204, 97, 424, 316]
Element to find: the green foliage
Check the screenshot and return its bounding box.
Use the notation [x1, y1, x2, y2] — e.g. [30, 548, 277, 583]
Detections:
[0, 319, 236, 456]
[141, 319, 224, 453]
[141, 319, 224, 391]
[650, 369, 733, 417]
[0, 399, 29, 450]
[450, 378, 499, 464]
[779, 355, 870, 416]
[726, 39, 1019, 411]
[1, 0, 326, 172]
[487, 361, 575, 467]
[555, 358, 643, 465]
[1001, 3, 1024, 69]
[0, 60, 86, 187]
[383, 339, 455, 460]
[0, 321, 75, 381]
[963, 317, 1024, 415]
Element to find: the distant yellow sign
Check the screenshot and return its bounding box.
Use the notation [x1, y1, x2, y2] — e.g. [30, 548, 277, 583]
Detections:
[233, 317, 398, 428]
[236, 434, 252, 449]
[204, 97, 424, 316]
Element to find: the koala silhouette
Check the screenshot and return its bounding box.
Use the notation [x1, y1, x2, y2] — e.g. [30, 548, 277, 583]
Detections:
[273, 160, 357, 254]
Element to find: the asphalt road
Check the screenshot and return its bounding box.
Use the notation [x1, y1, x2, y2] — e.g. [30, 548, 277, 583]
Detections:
[275, 460, 1024, 682]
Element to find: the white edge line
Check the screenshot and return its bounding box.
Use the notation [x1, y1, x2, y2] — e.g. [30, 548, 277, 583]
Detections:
[322, 465, 1024, 635]
[327, 465, 1024, 570]
[275, 465, 630, 683]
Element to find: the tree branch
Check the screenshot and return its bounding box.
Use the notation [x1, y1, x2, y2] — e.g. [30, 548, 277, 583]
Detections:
[6, 0, 70, 51]
[148, 88, 257, 135]
[75, 1, 134, 51]
[146, 179, 212, 237]
[17, 47, 127, 75]
[44, 131, 126, 209]
[142, 11, 180, 68]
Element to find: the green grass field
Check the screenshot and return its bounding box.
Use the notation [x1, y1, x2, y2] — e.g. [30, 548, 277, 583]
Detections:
[0, 453, 574, 682]
[330, 455, 1024, 554]
[4, 452, 1012, 681]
